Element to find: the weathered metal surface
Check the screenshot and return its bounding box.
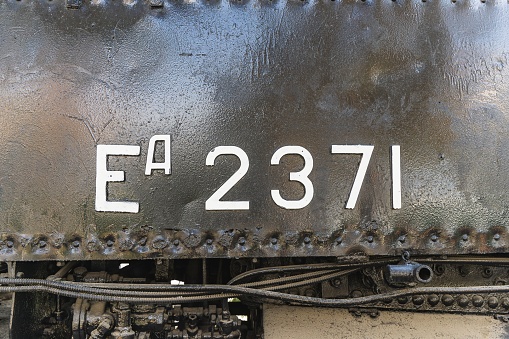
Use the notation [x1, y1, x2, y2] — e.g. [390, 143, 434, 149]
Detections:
[1, 0, 509, 260]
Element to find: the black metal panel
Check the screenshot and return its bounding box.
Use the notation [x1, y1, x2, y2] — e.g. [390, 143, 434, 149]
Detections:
[1, 0, 509, 260]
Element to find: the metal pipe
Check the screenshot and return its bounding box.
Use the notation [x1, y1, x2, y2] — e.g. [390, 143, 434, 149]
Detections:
[384, 262, 433, 286]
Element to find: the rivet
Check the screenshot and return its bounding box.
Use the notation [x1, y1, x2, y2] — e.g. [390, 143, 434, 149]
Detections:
[412, 295, 424, 306]
[106, 240, 114, 247]
[72, 241, 80, 248]
[304, 237, 311, 244]
[442, 294, 454, 306]
[428, 294, 440, 306]
[271, 238, 278, 245]
[494, 233, 501, 241]
[431, 235, 438, 242]
[39, 240, 47, 248]
[397, 296, 409, 304]
[501, 298, 509, 309]
[462, 234, 468, 242]
[472, 295, 484, 307]
[173, 239, 180, 246]
[367, 236, 374, 243]
[206, 238, 213, 245]
[482, 267, 493, 278]
[331, 278, 342, 288]
[488, 296, 499, 309]
[458, 295, 469, 307]
[238, 237, 246, 245]
[6, 241, 13, 248]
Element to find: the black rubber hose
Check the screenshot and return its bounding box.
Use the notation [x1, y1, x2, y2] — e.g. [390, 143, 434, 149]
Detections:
[3, 278, 509, 307]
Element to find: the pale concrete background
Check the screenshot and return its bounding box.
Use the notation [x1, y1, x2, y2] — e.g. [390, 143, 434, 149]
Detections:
[0, 298, 11, 339]
[264, 304, 509, 339]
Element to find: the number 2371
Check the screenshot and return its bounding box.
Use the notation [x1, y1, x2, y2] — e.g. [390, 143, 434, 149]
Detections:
[95, 137, 401, 213]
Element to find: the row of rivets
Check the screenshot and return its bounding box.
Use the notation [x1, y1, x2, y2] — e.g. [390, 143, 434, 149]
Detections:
[390, 294, 509, 310]
[0, 228, 508, 257]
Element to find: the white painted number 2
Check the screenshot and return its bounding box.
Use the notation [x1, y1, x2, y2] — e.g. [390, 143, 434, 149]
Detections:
[205, 146, 250, 210]
[271, 146, 314, 210]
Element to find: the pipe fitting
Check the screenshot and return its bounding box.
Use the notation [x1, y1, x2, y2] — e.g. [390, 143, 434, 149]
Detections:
[384, 262, 433, 286]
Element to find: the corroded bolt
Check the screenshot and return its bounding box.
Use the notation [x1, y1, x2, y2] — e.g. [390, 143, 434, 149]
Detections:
[6, 241, 13, 248]
[488, 296, 499, 309]
[39, 240, 47, 248]
[462, 234, 468, 242]
[442, 294, 454, 306]
[428, 294, 440, 306]
[494, 234, 501, 241]
[431, 235, 438, 242]
[271, 238, 278, 245]
[173, 240, 180, 246]
[412, 295, 424, 306]
[367, 236, 374, 243]
[472, 295, 484, 307]
[106, 240, 114, 247]
[238, 237, 246, 245]
[304, 237, 311, 244]
[501, 298, 509, 309]
[206, 238, 213, 245]
[458, 295, 469, 307]
[72, 241, 80, 248]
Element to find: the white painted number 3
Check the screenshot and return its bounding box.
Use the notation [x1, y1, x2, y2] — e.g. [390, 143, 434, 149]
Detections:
[271, 146, 314, 210]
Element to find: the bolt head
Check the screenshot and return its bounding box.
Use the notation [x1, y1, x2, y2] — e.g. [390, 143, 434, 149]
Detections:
[367, 236, 374, 243]
[397, 296, 409, 304]
[428, 294, 440, 306]
[206, 238, 213, 245]
[39, 240, 47, 248]
[72, 241, 80, 248]
[441, 294, 454, 306]
[6, 241, 13, 248]
[106, 240, 114, 247]
[488, 296, 499, 309]
[462, 234, 469, 241]
[412, 295, 424, 306]
[458, 295, 469, 307]
[501, 298, 509, 309]
[303, 237, 311, 244]
[173, 239, 180, 246]
[494, 233, 501, 241]
[398, 235, 406, 243]
[472, 295, 484, 307]
[431, 235, 438, 242]
[335, 237, 343, 245]
[238, 237, 246, 245]
[271, 238, 278, 245]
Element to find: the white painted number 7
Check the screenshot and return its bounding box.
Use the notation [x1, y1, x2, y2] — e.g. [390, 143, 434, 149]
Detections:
[331, 145, 374, 209]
